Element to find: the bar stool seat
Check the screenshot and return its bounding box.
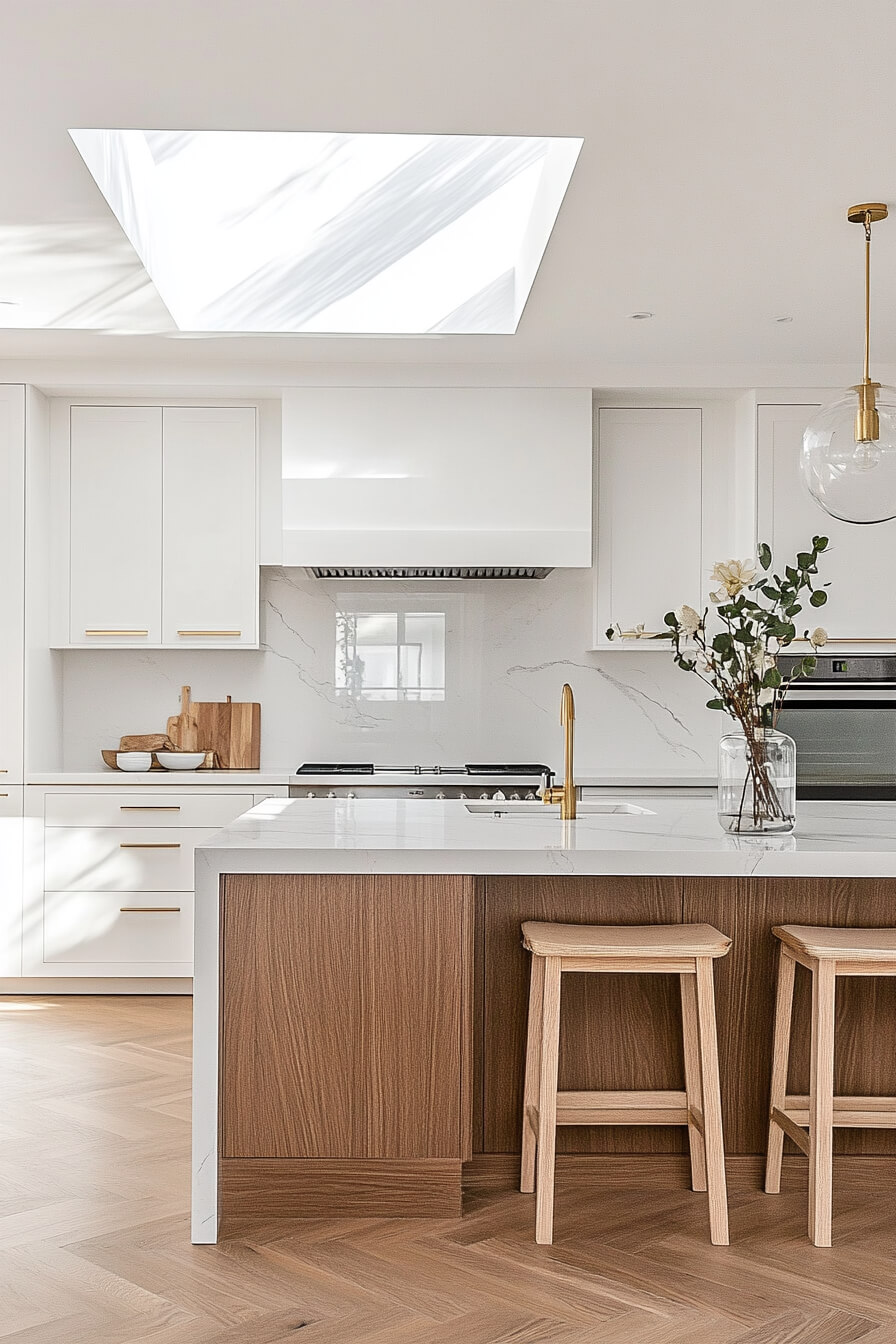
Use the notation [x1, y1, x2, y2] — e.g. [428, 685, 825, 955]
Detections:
[766, 924, 896, 1246]
[523, 921, 731, 959]
[520, 920, 732, 1246]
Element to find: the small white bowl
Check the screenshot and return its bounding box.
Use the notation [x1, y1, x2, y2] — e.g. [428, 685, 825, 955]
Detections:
[155, 751, 206, 771]
[116, 751, 153, 772]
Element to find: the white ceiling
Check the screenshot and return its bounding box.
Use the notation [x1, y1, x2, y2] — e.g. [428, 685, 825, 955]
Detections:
[2, 0, 896, 381]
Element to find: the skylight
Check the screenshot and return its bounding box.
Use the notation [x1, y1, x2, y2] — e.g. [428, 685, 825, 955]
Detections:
[68, 130, 582, 335]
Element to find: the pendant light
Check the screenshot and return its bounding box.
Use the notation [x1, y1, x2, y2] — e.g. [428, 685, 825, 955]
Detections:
[802, 203, 896, 525]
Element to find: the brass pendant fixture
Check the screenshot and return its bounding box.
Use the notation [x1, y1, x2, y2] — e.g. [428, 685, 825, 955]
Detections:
[802, 202, 896, 525]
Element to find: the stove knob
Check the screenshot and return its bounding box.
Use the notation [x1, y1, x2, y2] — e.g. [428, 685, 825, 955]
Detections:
[435, 791, 446, 800]
[510, 792, 521, 801]
[525, 791, 537, 801]
[459, 791, 468, 800]
[346, 791, 357, 799]
[327, 790, 337, 799]
[479, 791, 490, 800]
[492, 789, 506, 802]
[306, 791, 316, 799]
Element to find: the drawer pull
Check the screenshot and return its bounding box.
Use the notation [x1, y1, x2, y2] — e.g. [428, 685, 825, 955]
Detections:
[0, 792, 7, 798]
[119, 842, 181, 849]
[119, 805, 181, 811]
[85, 629, 150, 636]
[176, 629, 241, 637]
[120, 906, 182, 913]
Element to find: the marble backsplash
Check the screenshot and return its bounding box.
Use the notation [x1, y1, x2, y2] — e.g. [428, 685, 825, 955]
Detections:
[60, 567, 721, 773]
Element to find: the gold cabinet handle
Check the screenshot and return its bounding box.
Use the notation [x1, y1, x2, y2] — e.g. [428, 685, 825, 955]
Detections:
[120, 906, 182, 913]
[0, 792, 7, 798]
[119, 842, 181, 849]
[176, 629, 241, 637]
[85, 629, 149, 637]
[119, 805, 181, 811]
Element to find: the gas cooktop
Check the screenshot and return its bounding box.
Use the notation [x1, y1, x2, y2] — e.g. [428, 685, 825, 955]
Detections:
[295, 763, 551, 776]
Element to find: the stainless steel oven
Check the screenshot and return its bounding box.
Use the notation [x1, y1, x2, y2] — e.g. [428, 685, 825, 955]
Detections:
[776, 654, 896, 799]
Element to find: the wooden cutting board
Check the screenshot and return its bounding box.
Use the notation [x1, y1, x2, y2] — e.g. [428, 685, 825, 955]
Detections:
[167, 686, 260, 768]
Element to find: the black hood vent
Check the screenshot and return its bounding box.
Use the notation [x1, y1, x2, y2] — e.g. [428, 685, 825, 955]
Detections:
[309, 566, 553, 580]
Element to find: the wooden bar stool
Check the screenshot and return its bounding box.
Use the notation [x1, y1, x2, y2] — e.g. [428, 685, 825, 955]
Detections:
[765, 924, 896, 1246]
[520, 921, 732, 1246]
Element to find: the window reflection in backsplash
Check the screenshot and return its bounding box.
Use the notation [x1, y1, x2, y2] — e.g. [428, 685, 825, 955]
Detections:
[335, 609, 446, 701]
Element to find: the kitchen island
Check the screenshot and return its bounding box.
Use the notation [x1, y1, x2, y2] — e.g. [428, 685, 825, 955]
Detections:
[192, 796, 896, 1242]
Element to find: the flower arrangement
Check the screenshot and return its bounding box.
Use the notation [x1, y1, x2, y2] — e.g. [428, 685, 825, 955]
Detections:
[607, 536, 830, 830]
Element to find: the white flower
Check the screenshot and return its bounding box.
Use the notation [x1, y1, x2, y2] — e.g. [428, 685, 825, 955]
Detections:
[674, 604, 702, 637]
[809, 627, 828, 649]
[751, 645, 775, 678]
[710, 558, 758, 599]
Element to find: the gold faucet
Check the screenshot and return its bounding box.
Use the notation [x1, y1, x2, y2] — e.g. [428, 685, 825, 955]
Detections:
[542, 683, 577, 819]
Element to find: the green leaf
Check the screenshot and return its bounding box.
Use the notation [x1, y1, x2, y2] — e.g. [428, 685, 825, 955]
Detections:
[762, 667, 783, 688]
[758, 542, 772, 571]
[810, 590, 828, 607]
[796, 552, 813, 568]
[761, 585, 779, 601]
[663, 611, 677, 628]
[814, 536, 829, 551]
[801, 656, 818, 675]
[705, 698, 726, 710]
[712, 633, 733, 654]
[605, 627, 616, 640]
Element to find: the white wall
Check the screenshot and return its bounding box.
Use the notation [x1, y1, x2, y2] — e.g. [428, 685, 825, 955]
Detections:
[60, 567, 719, 774]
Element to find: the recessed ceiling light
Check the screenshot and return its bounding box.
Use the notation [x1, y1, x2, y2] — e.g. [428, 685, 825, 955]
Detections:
[775, 315, 794, 323]
[629, 311, 654, 320]
[69, 129, 583, 336]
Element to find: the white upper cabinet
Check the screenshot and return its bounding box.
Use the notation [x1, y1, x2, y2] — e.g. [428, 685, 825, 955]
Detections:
[0, 386, 25, 782]
[55, 404, 258, 649]
[757, 402, 896, 646]
[162, 408, 258, 646]
[69, 406, 163, 645]
[592, 407, 717, 649]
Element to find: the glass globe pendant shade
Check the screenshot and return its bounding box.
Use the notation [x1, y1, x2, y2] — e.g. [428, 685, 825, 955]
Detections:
[802, 383, 896, 524]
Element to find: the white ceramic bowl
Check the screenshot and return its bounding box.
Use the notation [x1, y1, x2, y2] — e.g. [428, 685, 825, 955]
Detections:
[116, 751, 153, 772]
[155, 751, 206, 771]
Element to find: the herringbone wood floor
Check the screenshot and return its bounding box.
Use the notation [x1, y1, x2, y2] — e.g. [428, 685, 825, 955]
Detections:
[5, 998, 896, 1343]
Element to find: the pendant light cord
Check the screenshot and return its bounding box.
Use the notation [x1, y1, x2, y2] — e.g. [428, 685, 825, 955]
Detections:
[864, 209, 873, 384]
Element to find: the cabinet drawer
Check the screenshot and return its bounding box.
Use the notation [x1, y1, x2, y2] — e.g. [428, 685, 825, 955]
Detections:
[43, 891, 193, 964]
[44, 793, 255, 829]
[44, 827, 217, 892]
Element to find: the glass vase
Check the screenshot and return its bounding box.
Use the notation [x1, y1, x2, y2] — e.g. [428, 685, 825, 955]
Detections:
[717, 728, 796, 835]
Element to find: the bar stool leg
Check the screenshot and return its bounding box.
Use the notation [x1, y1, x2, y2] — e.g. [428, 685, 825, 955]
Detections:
[534, 956, 562, 1245]
[765, 944, 796, 1194]
[808, 958, 836, 1247]
[520, 953, 546, 1193]
[694, 956, 729, 1246]
[680, 972, 707, 1192]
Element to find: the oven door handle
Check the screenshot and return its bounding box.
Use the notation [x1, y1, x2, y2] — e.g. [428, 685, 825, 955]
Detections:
[783, 687, 896, 705]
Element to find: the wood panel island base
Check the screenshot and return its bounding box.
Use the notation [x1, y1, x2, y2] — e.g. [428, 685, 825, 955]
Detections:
[191, 797, 896, 1242]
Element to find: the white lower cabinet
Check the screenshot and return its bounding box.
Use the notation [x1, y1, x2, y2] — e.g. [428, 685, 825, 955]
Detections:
[23, 786, 283, 980]
[43, 892, 194, 965]
[0, 788, 25, 977]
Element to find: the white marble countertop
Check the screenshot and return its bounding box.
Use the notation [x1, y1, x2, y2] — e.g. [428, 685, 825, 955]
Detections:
[28, 770, 292, 786]
[193, 796, 896, 878]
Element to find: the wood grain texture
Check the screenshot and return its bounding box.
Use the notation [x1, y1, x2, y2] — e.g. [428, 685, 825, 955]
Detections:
[221, 873, 474, 1160]
[684, 877, 896, 1155]
[219, 1159, 463, 1221]
[483, 876, 687, 1153]
[10, 995, 896, 1343]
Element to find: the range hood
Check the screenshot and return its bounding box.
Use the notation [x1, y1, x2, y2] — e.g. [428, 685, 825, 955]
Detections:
[310, 566, 552, 580]
[281, 388, 592, 575]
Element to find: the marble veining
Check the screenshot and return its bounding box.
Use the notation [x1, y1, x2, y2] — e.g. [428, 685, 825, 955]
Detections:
[60, 568, 719, 773]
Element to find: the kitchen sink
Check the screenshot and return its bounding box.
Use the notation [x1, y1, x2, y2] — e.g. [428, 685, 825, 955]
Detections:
[464, 801, 654, 817]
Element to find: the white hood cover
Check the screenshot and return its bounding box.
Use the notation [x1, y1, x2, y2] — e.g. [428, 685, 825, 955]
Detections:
[281, 387, 592, 571]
